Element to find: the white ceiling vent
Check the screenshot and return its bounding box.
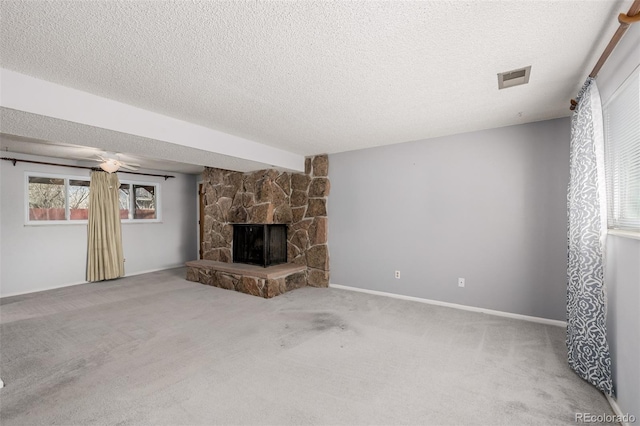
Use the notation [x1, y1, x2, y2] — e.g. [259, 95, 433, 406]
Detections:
[498, 66, 531, 89]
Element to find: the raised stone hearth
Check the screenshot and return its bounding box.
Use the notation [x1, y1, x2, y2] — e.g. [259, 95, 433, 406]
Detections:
[186, 260, 307, 298]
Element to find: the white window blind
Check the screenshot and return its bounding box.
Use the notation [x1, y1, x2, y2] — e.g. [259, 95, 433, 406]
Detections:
[603, 66, 640, 231]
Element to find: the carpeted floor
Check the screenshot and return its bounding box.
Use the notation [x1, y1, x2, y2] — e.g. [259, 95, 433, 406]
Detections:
[0, 268, 614, 425]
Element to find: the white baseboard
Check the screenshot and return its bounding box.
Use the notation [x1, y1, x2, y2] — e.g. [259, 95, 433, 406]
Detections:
[329, 283, 566, 327]
[605, 394, 633, 426]
[124, 265, 184, 278]
[0, 265, 185, 299]
[0, 279, 90, 298]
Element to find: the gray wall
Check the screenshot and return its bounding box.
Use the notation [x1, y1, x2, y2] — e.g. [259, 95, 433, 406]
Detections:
[606, 236, 639, 416]
[0, 152, 198, 297]
[329, 117, 569, 321]
[598, 19, 640, 419]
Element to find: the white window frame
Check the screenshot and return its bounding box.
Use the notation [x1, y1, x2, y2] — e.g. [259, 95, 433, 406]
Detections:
[119, 179, 162, 223]
[25, 172, 91, 225]
[25, 172, 161, 225]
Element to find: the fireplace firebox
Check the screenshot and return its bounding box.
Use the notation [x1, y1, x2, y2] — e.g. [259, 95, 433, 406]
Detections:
[232, 224, 287, 267]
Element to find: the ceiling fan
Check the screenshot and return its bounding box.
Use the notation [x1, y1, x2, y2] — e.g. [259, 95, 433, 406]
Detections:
[93, 152, 139, 173]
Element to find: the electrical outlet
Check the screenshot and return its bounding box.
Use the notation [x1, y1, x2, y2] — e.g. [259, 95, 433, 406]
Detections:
[458, 278, 465, 287]
[395, 271, 401, 279]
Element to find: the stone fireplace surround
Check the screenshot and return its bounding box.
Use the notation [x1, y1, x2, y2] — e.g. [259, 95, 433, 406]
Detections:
[186, 155, 330, 298]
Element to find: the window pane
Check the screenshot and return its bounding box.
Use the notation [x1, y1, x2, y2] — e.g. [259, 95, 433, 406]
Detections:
[28, 177, 65, 221]
[133, 185, 156, 219]
[69, 179, 90, 220]
[119, 184, 130, 220]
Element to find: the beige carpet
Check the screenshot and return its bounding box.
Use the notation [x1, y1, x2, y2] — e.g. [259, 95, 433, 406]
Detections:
[0, 268, 614, 425]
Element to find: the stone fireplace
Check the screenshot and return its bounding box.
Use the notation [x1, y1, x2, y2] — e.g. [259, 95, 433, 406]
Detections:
[186, 155, 330, 297]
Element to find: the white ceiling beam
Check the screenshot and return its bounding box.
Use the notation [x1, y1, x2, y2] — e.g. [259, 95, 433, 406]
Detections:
[0, 68, 304, 172]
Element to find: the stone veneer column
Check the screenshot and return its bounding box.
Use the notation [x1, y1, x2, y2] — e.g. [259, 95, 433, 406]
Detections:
[201, 167, 243, 263]
[200, 154, 329, 288]
[289, 155, 330, 287]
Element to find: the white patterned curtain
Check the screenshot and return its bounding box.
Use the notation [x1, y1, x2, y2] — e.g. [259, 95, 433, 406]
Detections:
[567, 78, 613, 396]
[87, 171, 125, 282]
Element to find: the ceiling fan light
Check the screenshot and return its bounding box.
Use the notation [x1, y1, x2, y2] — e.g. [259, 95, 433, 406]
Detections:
[100, 160, 120, 173]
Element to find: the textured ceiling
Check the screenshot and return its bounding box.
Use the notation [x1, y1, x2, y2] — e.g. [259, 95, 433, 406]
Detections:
[0, 0, 631, 172]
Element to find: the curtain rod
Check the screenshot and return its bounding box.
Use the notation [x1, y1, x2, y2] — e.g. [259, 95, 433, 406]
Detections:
[570, 0, 640, 110]
[1, 157, 176, 180]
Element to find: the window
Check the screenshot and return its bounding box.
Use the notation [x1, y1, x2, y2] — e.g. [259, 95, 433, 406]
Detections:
[119, 182, 159, 221]
[119, 184, 130, 220]
[26, 173, 160, 224]
[28, 176, 66, 221]
[603, 66, 640, 232]
[69, 179, 90, 220]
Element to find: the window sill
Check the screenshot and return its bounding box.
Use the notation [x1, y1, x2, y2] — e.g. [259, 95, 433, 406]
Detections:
[25, 220, 162, 226]
[122, 220, 162, 224]
[25, 223, 87, 227]
[607, 229, 640, 241]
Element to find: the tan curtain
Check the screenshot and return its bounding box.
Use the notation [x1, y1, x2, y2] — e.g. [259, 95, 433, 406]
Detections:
[87, 171, 124, 282]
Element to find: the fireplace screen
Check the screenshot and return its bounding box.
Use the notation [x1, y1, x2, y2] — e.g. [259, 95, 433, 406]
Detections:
[232, 224, 287, 267]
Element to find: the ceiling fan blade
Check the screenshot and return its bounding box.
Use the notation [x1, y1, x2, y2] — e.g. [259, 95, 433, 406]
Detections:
[119, 163, 138, 171]
[90, 153, 140, 171]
